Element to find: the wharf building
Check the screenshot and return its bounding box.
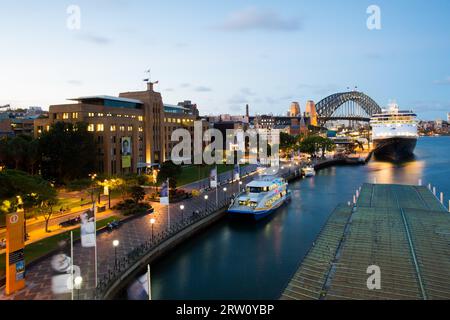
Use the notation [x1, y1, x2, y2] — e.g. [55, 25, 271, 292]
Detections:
[34, 82, 207, 175]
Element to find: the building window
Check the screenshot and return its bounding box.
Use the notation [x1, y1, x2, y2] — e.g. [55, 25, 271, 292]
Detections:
[128, 126, 133, 131]
[120, 125, 125, 132]
[63, 113, 69, 120]
[87, 124, 95, 132]
[138, 116, 144, 121]
[139, 126, 143, 132]
[110, 125, 116, 132]
[72, 112, 78, 119]
[98, 113, 104, 117]
[88, 113, 95, 117]
[97, 124, 104, 132]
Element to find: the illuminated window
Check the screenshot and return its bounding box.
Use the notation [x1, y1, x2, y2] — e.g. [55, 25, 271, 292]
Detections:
[107, 113, 112, 117]
[128, 126, 133, 131]
[97, 124, 104, 132]
[110, 125, 116, 132]
[117, 114, 122, 117]
[177, 119, 181, 124]
[72, 112, 78, 119]
[98, 113, 104, 117]
[63, 113, 69, 119]
[88, 112, 95, 117]
[139, 126, 143, 132]
[120, 125, 125, 132]
[138, 116, 144, 121]
[88, 124, 95, 132]
[46, 125, 50, 132]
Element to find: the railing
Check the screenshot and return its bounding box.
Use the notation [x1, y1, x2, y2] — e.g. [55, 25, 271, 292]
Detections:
[94, 197, 232, 299]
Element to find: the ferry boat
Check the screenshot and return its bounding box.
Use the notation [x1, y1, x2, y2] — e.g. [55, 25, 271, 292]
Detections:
[370, 102, 418, 161]
[302, 166, 316, 177]
[228, 175, 290, 220]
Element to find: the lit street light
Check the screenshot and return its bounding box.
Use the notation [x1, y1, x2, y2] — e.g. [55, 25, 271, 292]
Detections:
[150, 218, 156, 241]
[223, 187, 227, 203]
[113, 240, 119, 268]
[74, 276, 83, 300]
[180, 205, 185, 222]
[204, 195, 209, 212]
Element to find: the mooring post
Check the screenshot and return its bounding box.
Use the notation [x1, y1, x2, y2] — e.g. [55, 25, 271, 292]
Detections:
[433, 187, 436, 196]
[440, 192, 444, 204]
[418, 179, 422, 186]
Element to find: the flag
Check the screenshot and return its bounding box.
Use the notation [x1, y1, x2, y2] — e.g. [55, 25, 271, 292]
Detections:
[210, 167, 218, 188]
[160, 180, 169, 205]
[234, 164, 240, 181]
[80, 206, 96, 248]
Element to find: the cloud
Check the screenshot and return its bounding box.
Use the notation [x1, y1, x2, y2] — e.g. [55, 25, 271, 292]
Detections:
[433, 76, 450, 85]
[164, 88, 175, 92]
[195, 86, 212, 92]
[216, 7, 302, 32]
[180, 83, 190, 88]
[77, 33, 112, 45]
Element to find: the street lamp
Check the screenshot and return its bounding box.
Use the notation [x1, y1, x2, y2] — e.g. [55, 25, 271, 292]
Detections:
[74, 276, 83, 300]
[180, 205, 185, 222]
[223, 187, 227, 203]
[239, 181, 243, 193]
[113, 240, 119, 268]
[204, 195, 209, 212]
[150, 218, 156, 241]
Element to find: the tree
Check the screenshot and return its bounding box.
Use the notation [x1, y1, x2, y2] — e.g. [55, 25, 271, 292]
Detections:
[130, 185, 145, 204]
[157, 161, 182, 188]
[0, 169, 57, 233]
[39, 122, 96, 184]
[318, 137, 336, 158]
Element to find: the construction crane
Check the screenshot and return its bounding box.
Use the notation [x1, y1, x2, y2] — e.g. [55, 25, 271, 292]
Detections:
[0, 104, 11, 109]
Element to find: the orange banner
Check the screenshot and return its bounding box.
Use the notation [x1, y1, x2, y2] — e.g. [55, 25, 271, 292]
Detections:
[5, 211, 26, 295]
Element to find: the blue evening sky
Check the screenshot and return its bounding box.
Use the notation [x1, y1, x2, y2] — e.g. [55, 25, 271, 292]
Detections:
[0, 0, 449, 120]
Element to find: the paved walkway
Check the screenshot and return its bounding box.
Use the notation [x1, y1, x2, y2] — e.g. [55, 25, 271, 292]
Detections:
[0, 164, 265, 300]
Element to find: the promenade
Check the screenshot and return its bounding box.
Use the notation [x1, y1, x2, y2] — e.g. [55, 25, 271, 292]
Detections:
[0, 164, 265, 300]
[281, 183, 450, 300]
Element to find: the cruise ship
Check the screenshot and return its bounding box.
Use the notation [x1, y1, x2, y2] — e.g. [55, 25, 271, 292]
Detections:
[228, 175, 290, 220]
[370, 102, 418, 161]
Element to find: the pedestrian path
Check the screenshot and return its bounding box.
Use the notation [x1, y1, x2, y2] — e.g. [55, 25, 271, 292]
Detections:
[281, 183, 450, 300]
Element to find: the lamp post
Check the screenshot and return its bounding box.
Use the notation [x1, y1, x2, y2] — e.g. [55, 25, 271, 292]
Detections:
[150, 218, 156, 241]
[204, 195, 209, 212]
[239, 181, 243, 193]
[113, 240, 119, 268]
[180, 205, 185, 222]
[74, 276, 83, 300]
[223, 187, 227, 203]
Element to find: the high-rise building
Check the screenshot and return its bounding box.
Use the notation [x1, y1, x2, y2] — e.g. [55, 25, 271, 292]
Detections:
[305, 100, 318, 126]
[289, 102, 301, 117]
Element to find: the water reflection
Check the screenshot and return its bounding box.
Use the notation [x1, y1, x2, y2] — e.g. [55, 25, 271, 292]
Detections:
[124, 137, 450, 300]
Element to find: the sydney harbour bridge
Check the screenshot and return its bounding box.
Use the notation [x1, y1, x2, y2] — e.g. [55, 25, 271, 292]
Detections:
[315, 91, 382, 125]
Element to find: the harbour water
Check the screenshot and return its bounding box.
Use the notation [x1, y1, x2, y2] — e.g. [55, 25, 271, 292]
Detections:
[126, 137, 450, 300]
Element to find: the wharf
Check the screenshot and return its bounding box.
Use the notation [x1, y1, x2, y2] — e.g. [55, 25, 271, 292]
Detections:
[281, 183, 450, 300]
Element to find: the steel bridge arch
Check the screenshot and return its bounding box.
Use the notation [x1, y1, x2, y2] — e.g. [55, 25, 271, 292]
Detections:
[315, 91, 382, 119]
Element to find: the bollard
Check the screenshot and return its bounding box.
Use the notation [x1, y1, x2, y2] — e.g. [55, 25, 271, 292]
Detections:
[353, 195, 357, 204]
[356, 190, 359, 198]
[440, 192, 444, 204]
[448, 200, 450, 213]
[418, 179, 422, 186]
[433, 187, 436, 196]
[428, 183, 431, 190]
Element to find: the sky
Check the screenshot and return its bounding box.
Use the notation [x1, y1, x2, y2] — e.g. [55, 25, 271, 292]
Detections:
[0, 0, 449, 120]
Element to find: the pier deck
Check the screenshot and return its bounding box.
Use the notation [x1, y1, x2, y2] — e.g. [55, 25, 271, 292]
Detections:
[281, 183, 450, 300]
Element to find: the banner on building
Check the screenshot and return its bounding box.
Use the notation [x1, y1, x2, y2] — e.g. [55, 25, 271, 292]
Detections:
[160, 180, 169, 205]
[210, 167, 218, 188]
[121, 137, 132, 168]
